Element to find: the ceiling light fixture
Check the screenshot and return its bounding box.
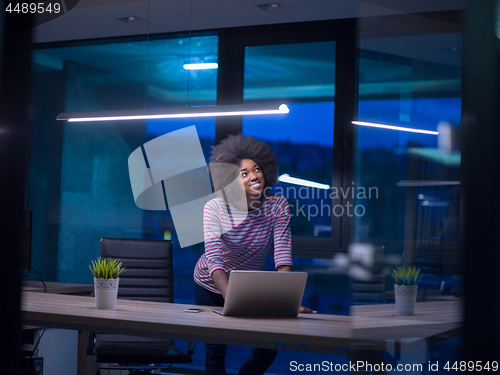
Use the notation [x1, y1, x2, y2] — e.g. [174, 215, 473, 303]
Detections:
[439, 47, 461, 53]
[278, 174, 330, 190]
[352, 121, 439, 135]
[183, 63, 218, 70]
[116, 16, 147, 24]
[255, 3, 289, 11]
[57, 103, 290, 122]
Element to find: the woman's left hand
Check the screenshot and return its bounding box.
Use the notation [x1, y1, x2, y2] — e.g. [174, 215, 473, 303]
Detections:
[299, 306, 317, 314]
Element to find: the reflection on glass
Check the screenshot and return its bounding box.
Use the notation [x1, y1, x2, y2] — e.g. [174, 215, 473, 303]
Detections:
[32, 34, 218, 112]
[355, 37, 462, 259]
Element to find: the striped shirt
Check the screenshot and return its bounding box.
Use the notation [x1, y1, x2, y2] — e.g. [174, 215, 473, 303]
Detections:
[194, 194, 293, 294]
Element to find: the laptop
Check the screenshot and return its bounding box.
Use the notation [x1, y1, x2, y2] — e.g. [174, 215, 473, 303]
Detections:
[213, 270, 308, 317]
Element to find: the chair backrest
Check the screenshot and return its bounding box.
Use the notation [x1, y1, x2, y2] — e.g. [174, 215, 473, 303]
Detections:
[351, 245, 386, 305]
[415, 244, 442, 278]
[100, 237, 173, 303]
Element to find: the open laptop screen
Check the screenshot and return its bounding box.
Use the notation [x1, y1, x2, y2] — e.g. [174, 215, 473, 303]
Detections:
[213, 270, 308, 317]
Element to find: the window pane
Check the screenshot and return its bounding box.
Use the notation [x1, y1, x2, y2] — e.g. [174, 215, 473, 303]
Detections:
[243, 41, 336, 238]
[29, 34, 217, 284]
[147, 35, 218, 108]
[32, 34, 218, 112]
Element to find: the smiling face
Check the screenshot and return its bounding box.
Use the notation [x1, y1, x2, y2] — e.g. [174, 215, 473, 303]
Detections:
[239, 158, 265, 207]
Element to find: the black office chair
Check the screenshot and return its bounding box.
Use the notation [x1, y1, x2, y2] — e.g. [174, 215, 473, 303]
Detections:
[414, 243, 443, 293]
[351, 245, 386, 305]
[351, 273, 386, 305]
[90, 237, 193, 375]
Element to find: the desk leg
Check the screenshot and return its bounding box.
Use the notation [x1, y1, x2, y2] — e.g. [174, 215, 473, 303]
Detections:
[78, 331, 93, 375]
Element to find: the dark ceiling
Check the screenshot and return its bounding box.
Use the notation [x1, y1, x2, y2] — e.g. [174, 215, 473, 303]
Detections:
[33, 0, 465, 44]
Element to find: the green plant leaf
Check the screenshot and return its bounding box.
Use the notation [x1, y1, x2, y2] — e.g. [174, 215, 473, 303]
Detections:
[89, 256, 125, 279]
[391, 265, 422, 285]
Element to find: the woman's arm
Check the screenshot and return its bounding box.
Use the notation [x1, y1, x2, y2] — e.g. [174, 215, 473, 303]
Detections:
[203, 200, 227, 297]
[211, 269, 229, 299]
[273, 198, 315, 313]
[272, 197, 293, 269]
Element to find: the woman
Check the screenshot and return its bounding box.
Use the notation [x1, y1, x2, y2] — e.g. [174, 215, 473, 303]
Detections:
[193, 134, 312, 375]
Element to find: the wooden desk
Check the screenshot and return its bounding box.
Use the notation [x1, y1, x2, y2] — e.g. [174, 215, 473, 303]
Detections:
[22, 291, 352, 353]
[21, 292, 462, 374]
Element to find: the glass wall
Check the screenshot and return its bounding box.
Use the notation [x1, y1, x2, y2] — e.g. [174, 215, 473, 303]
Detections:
[355, 32, 462, 285]
[27, 13, 464, 374]
[352, 15, 462, 371]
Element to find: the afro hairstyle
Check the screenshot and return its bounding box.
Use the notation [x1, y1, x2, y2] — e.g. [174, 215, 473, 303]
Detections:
[209, 134, 279, 190]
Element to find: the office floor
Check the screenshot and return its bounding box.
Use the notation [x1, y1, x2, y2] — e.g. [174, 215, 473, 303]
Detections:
[29, 328, 459, 374]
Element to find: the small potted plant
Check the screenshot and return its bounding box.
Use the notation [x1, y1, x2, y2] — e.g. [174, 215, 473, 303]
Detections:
[391, 265, 422, 316]
[89, 257, 126, 310]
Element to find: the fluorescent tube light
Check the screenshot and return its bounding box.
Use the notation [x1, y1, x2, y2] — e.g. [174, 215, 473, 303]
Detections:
[57, 103, 289, 122]
[183, 63, 218, 70]
[352, 121, 439, 135]
[279, 174, 330, 189]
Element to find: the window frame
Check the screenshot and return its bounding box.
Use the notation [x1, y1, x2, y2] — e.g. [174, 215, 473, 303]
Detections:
[215, 19, 358, 258]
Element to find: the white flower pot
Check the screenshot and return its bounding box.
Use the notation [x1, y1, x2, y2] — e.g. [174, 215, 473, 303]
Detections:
[394, 284, 417, 316]
[94, 277, 119, 310]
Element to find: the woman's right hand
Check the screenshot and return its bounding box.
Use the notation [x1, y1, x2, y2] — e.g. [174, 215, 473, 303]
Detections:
[299, 306, 317, 314]
[211, 269, 229, 299]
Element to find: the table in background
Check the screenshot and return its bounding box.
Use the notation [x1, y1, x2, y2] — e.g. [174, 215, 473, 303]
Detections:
[352, 300, 462, 351]
[22, 280, 94, 295]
